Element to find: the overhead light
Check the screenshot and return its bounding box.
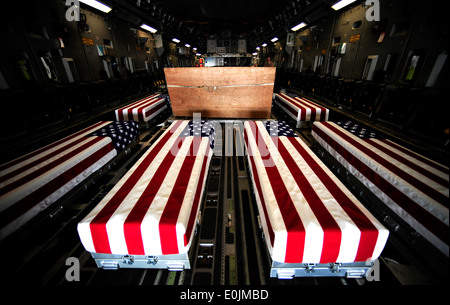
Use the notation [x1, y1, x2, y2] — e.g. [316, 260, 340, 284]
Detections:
[271, 37, 279, 43]
[256, 47, 261, 51]
[262, 43, 267, 47]
[196, 53, 201, 56]
[331, 0, 357, 10]
[140, 24, 157, 33]
[291, 22, 307, 31]
[79, 0, 112, 13]
[193, 47, 197, 51]
[185, 44, 191, 48]
[252, 52, 258, 56]
[172, 38, 180, 43]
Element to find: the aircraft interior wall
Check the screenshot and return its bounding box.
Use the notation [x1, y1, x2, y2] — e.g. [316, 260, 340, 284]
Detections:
[0, 0, 448, 289]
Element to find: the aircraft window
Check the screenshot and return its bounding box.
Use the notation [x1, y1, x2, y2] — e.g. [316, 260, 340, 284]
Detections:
[362, 55, 379, 81]
[0, 69, 9, 90]
[103, 39, 113, 48]
[426, 53, 448, 87]
[383, 53, 398, 80]
[390, 20, 411, 37]
[40, 55, 59, 82]
[404, 55, 420, 81]
[352, 20, 362, 30]
[60, 58, 80, 83]
[332, 36, 341, 45]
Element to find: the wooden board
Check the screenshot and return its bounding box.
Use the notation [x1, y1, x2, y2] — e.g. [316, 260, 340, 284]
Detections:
[164, 67, 275, 118]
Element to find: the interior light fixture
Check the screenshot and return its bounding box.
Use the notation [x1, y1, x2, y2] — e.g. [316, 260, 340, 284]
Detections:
[271, 37, 279, 42]
[291, 22, 307, 31]
[185, 44, 191, 48]
[262, 43, 268, 47]
[140, 24, 157, 33]
[331, 0, 357, 10]
[79, 0, 112, 13]
[172, 38, 180, 43]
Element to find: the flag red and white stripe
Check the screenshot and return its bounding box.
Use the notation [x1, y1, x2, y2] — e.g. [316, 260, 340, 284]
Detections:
[0, 121, 117, 240]
[274, 93, 329, 127]
[78, 120, 214, 256]
[244, 120, 388, 264]
[312, 121, 449, 256]
[115, 94, 167, 122]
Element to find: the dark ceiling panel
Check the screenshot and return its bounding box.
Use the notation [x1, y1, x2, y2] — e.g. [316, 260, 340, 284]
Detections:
[161, 0, 288, 21]
[115, 0, 336, 52]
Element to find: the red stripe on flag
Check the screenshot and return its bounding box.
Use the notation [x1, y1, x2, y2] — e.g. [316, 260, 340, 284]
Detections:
[278, 94, 307, 121]
[244, 128, 275, 247]
[287, 136, 379, 262]
[312, 123, 448, 246]
[89, 121, 183, 254]
[137, 98, 164, 121]
[275, 137, 342, 263]
[116, 95, 158, 121]
[275, 95, 298, 118]
[116, 109, 124, 121]
[248, 121, 305, 263]
[159, 137, 202, 254]
[144, 99, 166, 119]
[296, 97, 316, 121]
[0, 121, 106, 173]
[323, 122, 448, 207]
[0, 140, 115, 231]
[128, 96, 158, 121]
[0, 137, 106, 197]
[0, 134, 96, 184]
[380, 139, 449, 176]
[185, 145, 211, 247]
[115, 95, 158, 114]
[123, 132, 187, 254]
[295, 97, 328, 121]
[368, 139, 448, 188]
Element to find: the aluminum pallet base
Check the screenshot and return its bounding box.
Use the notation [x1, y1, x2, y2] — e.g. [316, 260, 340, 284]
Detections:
[270, 261, 375, 279]
[91, 252, 191, 271]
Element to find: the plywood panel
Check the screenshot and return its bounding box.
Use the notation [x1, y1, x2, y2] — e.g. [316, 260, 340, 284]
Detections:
[164, 67, 275, 118]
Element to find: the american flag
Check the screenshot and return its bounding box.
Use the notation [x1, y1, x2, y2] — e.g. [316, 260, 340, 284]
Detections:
[89, 121, 139, 152]
[274, 93, 329, 126]
[336, 120, 383, 139]
[0, 121, 136, 240]
[244, 120, 388, 264]
[115, 94, 167, 122]
[78, 120, 215, 256]
[312, 121, 449, 256]
[179, 120, 216, 149]
[265, 120, 298, 137]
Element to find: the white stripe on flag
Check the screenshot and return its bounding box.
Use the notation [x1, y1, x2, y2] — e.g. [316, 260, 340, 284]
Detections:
[0, 136, 114, 212]
[0, 121, 111, 179]
[312, 121, 448, 256]
[78, 120, 214, 256]
[80, 121, 188, 254]
[245, 121, 388, 263]
[317, 122, 448, 223]
[141, 134, 193, 255]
